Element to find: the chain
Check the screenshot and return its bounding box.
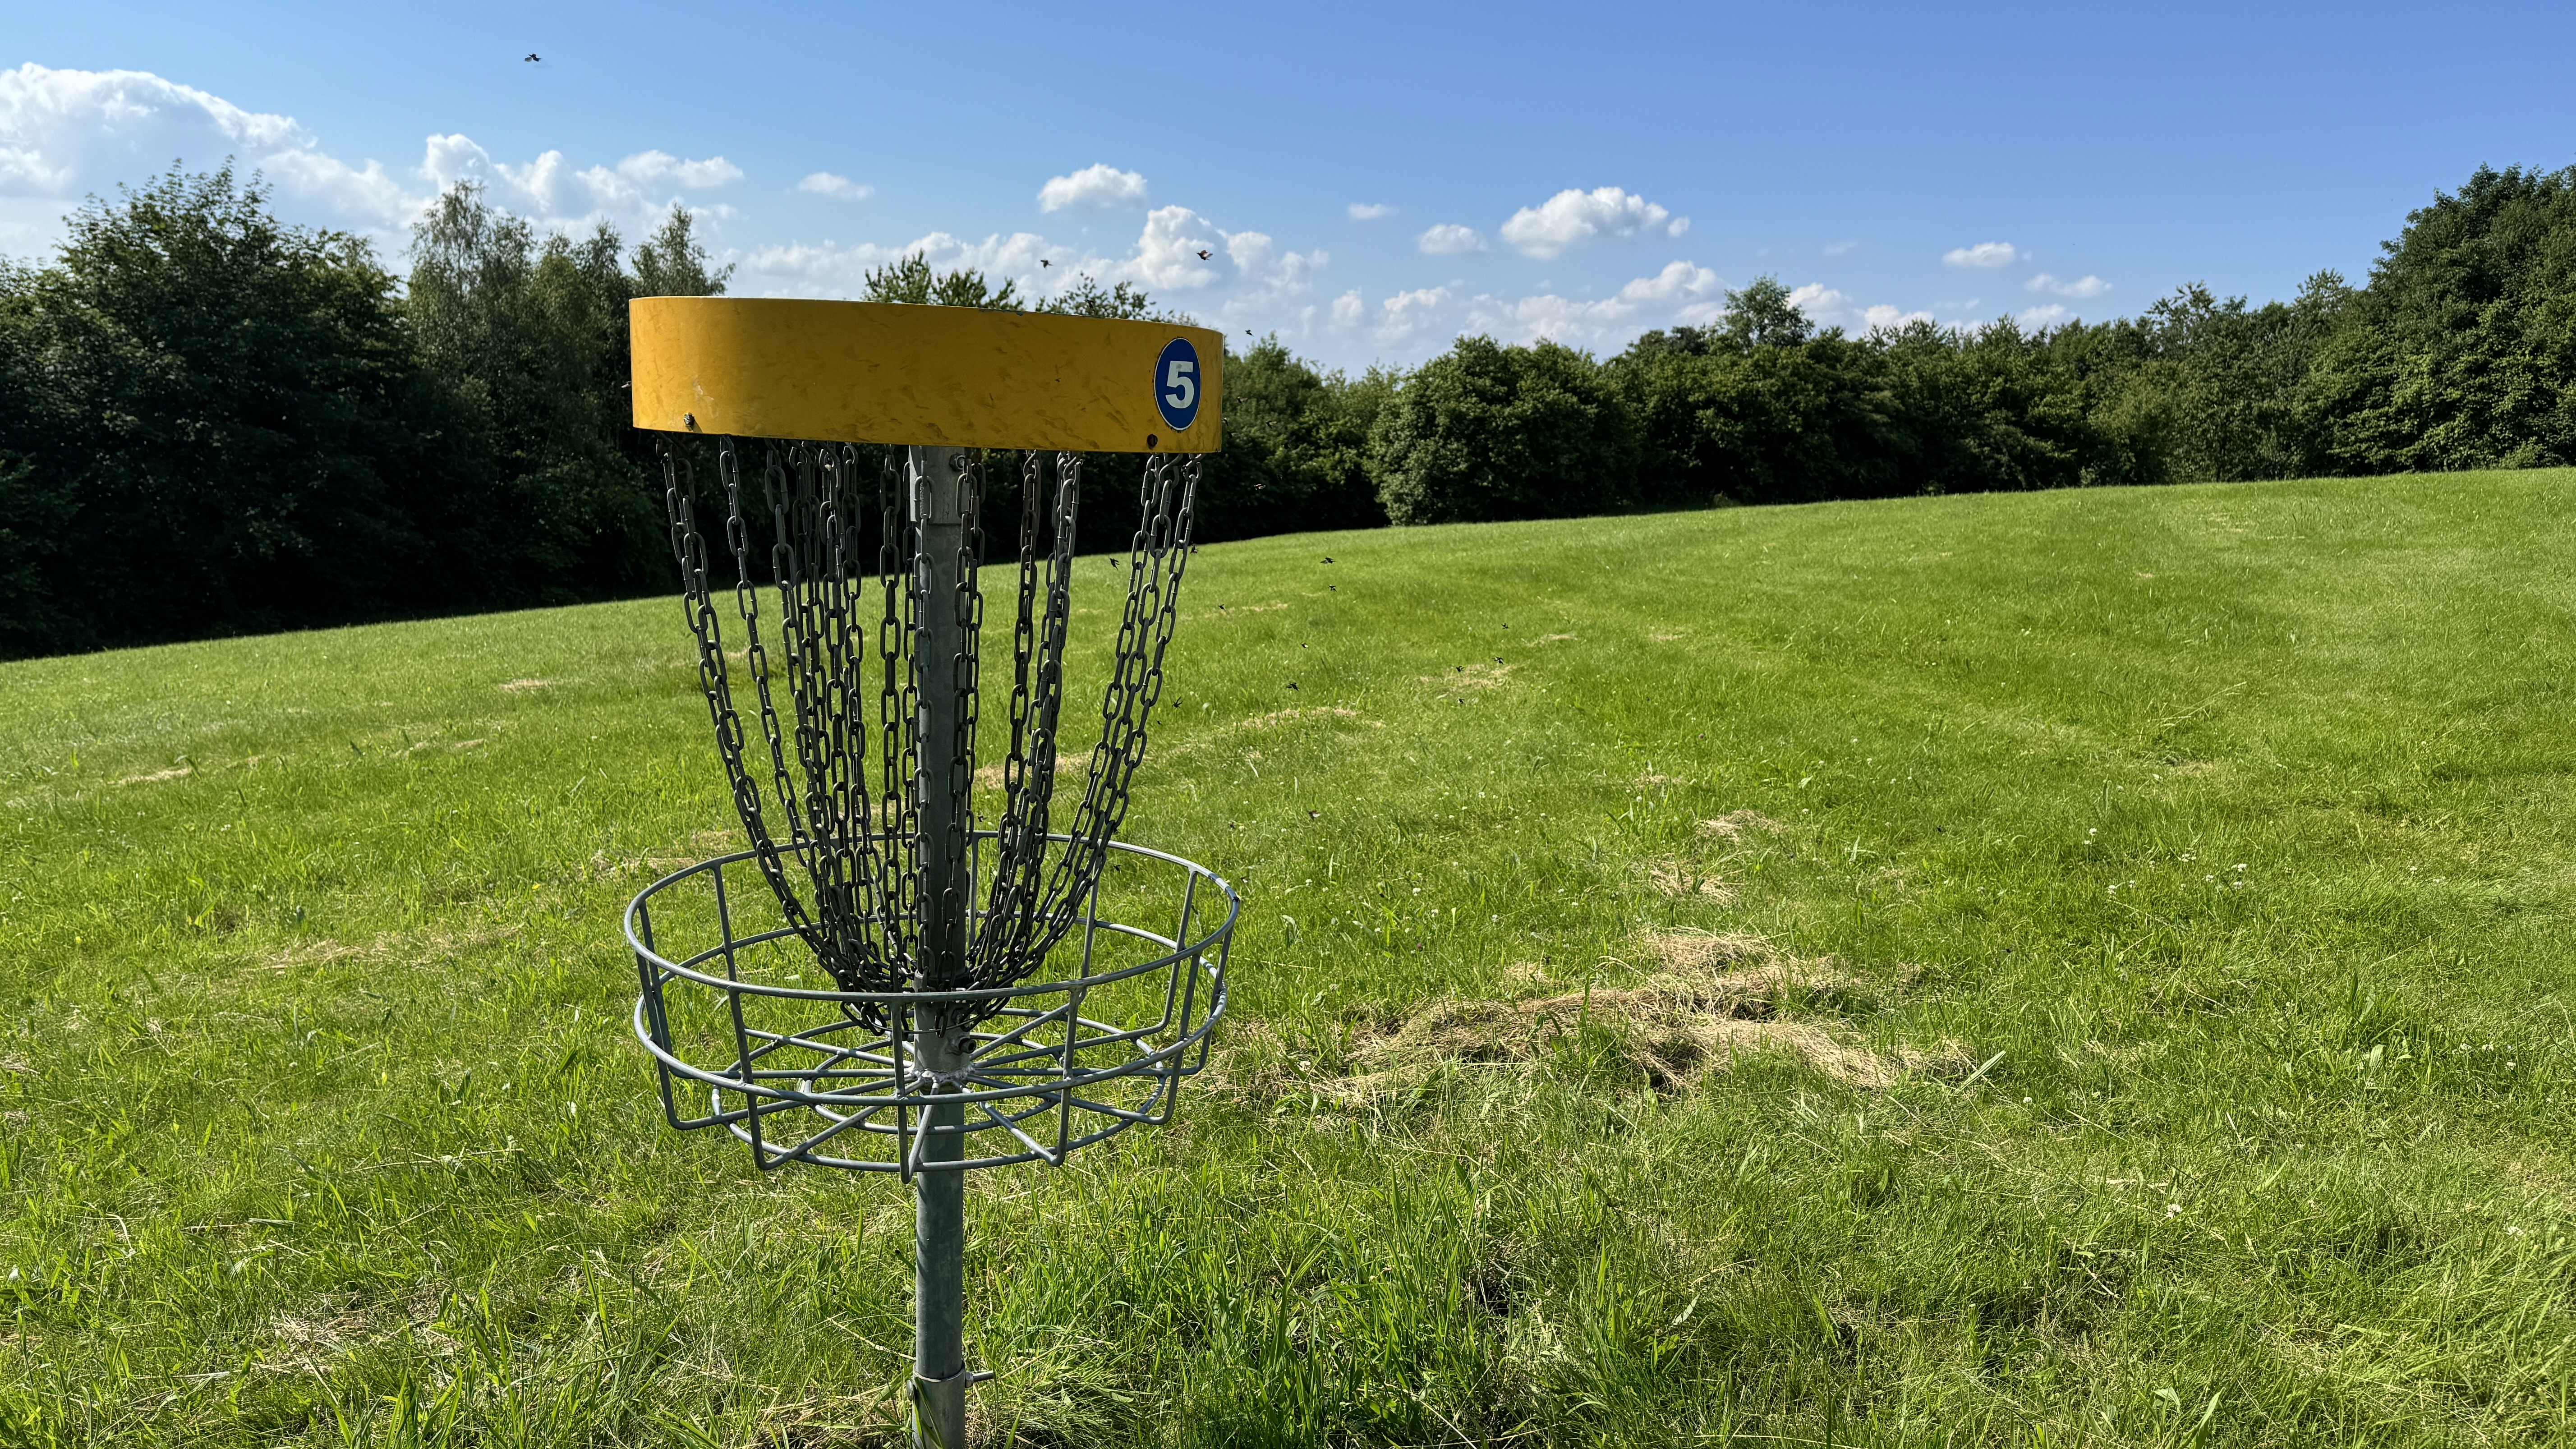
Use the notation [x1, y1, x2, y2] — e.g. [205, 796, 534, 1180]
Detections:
[664, 438, 1196, 1020]
[1013, 451, 1197, 986]
[658, 439, 828, 983]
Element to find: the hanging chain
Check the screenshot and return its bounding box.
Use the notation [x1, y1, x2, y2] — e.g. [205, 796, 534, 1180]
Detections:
[665, 438, 1196, 1021]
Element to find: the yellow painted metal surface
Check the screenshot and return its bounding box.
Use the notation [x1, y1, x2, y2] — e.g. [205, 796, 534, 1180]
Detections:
[630, 297, 1224, 453]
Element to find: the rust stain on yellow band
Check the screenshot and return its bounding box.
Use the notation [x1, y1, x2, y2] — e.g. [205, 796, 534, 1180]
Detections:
[630, 297, 1224, 453]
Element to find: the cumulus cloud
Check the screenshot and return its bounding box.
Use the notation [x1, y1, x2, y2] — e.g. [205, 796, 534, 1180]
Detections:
[1438, 262, 1726, 350]
[1416, 222, 1486, 256]
[0, 62, 420, 231]
[747, 229, 1067, 287]
[1943, 241, 2019, 269]
[1497, 186, 1687, 260]
[1347, 202, 1394, 220]
[1376, 286, 1453, 344]
[1218, 227, 1327, 319]
[2026, 272, 2108, 298]
[1129, 204, 1225, 289]
[616, 151, 742, 189]
[1787, 283, 1850, 318]
[422, 136, 740, 230]
[1777, 283, 1938, 335]
[2019, 304, 2071, 328]
[740, 202, 1320, 324]
[1330, 289, 1365, 329]
[1037, 162, 1146, 212]
[798, 171, 871, 201]
[0, 64, 750, 256]
[1619, 259, 1721, 305]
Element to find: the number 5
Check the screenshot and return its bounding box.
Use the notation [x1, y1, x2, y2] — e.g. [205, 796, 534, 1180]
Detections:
[1164, 359, 1196, 411]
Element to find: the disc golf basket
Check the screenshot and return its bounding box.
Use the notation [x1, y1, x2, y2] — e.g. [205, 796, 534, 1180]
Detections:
[621, 299, 1237, 1447]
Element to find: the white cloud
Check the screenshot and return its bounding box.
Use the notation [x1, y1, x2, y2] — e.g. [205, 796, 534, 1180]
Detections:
[1778, 283, 1938, 335]
[1037, 162, 1146, 212]
[422, 135, 739, 231]
[1218, 227, 1327, 319]
[741, 203, 1319, 320]
[1943, 241, 2019, 269]
[746, 229, 1069, 287]
[1787, 283, 1850, 318]
[798, 171, 871, 201]
[1129, 204, 1224, 289]
[1376, 286, 1452, 344]
[2026, 272, 2108, 298]
[1416, 222, 1486, 256]
[1497, 186, 1687, 260]
[1347, 202, 1394, 220]
[1824, 239, 1858, 257]
[0, 62, 420, 233]
[2018, 304, 2071, 328]
[1618, 259, 1720, 305]
[1435, 261, 1727, 350]
[1330, 289, 1365, 329]
[616, 150, 742, 190]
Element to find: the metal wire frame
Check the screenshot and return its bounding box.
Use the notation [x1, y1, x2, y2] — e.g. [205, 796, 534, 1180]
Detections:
[629, 835, 1235, 1178]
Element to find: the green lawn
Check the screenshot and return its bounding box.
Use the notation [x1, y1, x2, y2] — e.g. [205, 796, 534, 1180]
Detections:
[6, 470, 2576, 1446]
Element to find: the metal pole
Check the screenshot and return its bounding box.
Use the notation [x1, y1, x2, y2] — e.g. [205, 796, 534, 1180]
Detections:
[908, 444, 973, 1449]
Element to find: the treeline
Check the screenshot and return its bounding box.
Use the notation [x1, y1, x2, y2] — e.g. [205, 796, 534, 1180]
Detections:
[2, 161, 2573, 658]
[1311, 161, 2576, 524]
[0, 167, 726, 657]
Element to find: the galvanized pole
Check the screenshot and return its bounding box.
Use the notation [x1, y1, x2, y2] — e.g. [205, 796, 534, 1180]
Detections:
[908, 444, 973, 1449]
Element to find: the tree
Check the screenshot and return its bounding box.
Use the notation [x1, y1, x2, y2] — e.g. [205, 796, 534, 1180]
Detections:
[863, 253, 1022, 310]
[0, 164, 449, 653]
[632, 206, 734, 299]
[1715, 275, 1816, 351]
[1370, 337, 1638, 524]
[403, 184, 667, 606]
[2302, 166, 2576, 472]
[1194, 337, 1389, 541]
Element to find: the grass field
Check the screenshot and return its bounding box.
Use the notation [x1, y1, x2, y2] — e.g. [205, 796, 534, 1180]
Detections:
[6, 469, 2576, 1446]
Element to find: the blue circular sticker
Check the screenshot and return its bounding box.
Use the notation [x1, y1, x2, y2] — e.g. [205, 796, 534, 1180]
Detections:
[1153, 336, 1201, 432]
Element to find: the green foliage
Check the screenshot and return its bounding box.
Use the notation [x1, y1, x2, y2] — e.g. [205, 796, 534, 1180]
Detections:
[1041, 274, 1164, 320]
[861, 251, 1022, 311]
[13, 159, 2576, 657]
[402, 185, 662, 607]
[0, 176, 739, 658]
[630, 207, 734, 300]
[1196, 337, 1390, 542]
[8, 473, 2576, 1441]
[0, 166, 449, 653]
[1371, 336, 1640, 524]
[2058, 278, 2349, 484]
[2305, 165, 2576, 472]
[1712, 273, 1815, 350]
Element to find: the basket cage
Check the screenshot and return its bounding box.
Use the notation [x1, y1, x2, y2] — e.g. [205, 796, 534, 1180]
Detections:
[629, 835, 1236, 1177]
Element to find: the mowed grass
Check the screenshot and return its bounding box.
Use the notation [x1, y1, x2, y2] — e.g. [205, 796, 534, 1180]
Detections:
[5, 470, 2576, 1446]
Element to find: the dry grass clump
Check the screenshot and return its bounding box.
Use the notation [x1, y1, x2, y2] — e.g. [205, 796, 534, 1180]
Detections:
[1647, 860, 1735, 902]
[1697, 810, 1781, 841]
[265, 1294, 397, 1374]
[973, 751, 1092, 791]
[1339, 931, 1934, 1095]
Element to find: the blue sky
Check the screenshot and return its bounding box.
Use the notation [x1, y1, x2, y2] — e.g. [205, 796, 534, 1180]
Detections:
[7, 0, 2574, 369]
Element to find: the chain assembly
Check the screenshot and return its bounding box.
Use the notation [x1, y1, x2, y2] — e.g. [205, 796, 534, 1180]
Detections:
[656, 439, 1202, 1026]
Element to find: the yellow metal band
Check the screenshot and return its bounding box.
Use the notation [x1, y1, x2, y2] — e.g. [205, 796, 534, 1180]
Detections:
[629, 297, 1224, 454]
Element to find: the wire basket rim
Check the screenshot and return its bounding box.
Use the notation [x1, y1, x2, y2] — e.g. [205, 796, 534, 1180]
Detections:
[625, 834, 1241, 1005]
